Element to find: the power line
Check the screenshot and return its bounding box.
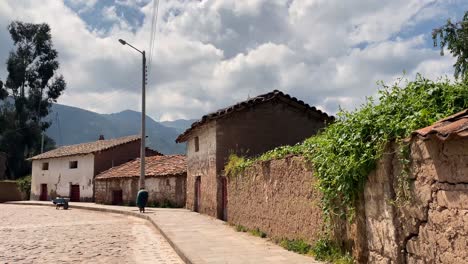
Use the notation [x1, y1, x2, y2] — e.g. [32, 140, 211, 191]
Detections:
[148, 0, 160, 73]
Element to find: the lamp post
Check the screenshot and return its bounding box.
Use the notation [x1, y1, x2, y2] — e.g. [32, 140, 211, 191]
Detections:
[118, 39, 146, 189]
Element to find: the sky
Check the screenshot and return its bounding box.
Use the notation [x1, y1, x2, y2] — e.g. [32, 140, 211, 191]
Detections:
[0, 0, 467, 121]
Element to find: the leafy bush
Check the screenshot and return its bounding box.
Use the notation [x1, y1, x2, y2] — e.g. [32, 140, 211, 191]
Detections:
[225, 154, 254, 178]
[311, 238, 353, 264]
[225, 76, 468, 220]
[16, 175, 31, 200]
[279, 239, 312, 255]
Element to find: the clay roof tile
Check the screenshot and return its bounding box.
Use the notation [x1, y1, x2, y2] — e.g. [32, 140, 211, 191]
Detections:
[29, 135, 141, 160]
[412, 109, 468, 140]
[95, 155, 186, 179]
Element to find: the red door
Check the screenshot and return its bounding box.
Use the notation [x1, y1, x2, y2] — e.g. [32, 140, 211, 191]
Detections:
[70, 185, 80, 202]
[194, 176, 201, 212]
[39, 184, 48, 201]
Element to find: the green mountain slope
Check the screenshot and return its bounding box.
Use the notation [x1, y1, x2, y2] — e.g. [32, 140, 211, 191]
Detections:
[45, 104, 187, 154]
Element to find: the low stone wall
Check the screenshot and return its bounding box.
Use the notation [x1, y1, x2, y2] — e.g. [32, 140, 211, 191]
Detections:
[95, 175, 186, 207]
[0, 181, 22, 202]
[227, 156, 324, 243]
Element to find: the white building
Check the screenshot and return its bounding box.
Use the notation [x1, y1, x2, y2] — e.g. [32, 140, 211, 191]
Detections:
[30, 135, 144, 202]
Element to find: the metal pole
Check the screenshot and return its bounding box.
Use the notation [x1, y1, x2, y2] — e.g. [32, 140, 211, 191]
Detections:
[140, 51, 146, 189]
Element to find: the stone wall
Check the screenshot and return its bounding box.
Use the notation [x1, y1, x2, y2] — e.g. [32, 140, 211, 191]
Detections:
[227, 156, 324, 243]
[95, 174, 186, 207]
[0, 181, 22, 202]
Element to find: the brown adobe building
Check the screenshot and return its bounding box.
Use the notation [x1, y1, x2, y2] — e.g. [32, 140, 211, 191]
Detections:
[95, 155, 186, 207]
[176, 90, 334, 220]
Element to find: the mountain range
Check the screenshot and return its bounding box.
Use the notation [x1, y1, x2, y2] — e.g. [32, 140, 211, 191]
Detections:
[45, 104, 196, 154]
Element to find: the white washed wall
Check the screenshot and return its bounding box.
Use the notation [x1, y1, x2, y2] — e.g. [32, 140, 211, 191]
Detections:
[31, 154, 94, 201]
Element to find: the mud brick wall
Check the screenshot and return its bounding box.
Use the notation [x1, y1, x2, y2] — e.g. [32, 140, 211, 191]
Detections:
[227, 156, 324, 243]
[0, 181, 22, 202]
[95, 174, 186, 207]
[359, 137, 468, 263]
[185, 122, 219, 217]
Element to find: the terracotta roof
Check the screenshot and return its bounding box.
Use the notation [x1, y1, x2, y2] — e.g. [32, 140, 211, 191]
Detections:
[412, 109, 468, 140]
[176, 90, 334, 142]
[95, 155, 186, 179]
[30, 135, 141, 160]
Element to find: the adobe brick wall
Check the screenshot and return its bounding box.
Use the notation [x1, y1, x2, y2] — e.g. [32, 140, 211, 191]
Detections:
[216, 102, 328, 219]
[0, 152, 6, 180]
[185, 122, 219, 217]
[225, 137, 468, 263]
[95, 174, 186, 207]
[227, 156, 324, 244]
[93, 140, 141, 177]
[0, 181, 22, 202]
[356, 137, 468, 263]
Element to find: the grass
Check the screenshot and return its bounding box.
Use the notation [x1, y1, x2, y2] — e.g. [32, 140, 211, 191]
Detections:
[249, 228, 267, 238]
[234, 224, 249, 232]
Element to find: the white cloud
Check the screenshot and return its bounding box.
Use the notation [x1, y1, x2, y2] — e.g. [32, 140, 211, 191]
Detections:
[0, 0, 461, 121]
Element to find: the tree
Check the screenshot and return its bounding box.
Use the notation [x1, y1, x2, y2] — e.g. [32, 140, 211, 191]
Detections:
[0, 21, 65, 179]
[433, 11, 468, 80]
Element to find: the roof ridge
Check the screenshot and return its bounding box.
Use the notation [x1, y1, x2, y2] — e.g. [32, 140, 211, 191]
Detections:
[176, 90, 334, 143]
[30, 134, 142, 160]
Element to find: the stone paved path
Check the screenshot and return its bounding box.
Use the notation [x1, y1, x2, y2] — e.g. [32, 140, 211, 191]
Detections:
[0, 204, 183, 264]
[8, 201, 323, 263]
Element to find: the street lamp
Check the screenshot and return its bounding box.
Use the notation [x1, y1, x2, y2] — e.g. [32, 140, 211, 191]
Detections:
[118, 38, 146, 189]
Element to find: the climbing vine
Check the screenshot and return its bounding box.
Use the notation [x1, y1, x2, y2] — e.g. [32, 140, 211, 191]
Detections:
[225, 75, 468, 220]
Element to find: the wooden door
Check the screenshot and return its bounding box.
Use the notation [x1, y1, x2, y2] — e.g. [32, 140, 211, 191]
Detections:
[112, 190, 123, 205]
[194, 176, 201, 212]
[70, 185, 80, 202]
[221, 177, 228, 221]
[39, 184, 47, 201]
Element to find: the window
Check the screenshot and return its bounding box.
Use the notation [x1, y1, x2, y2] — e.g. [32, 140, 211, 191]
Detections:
[69, 161, 78, 169]
[42, 162, 49, 170]
[194, 136, 200, 152]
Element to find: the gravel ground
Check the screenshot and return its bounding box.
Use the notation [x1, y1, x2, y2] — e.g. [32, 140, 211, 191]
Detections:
[0, 204, 184, 264]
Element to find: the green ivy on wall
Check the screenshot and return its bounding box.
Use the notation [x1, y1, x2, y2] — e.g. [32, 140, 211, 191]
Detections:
[226, 75, 468, 222]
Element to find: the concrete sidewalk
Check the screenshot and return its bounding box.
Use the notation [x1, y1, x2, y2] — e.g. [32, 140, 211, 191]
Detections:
[7, 201, 321, 264]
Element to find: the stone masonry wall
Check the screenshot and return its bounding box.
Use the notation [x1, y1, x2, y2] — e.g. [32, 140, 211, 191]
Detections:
[227, 156, 324, 244]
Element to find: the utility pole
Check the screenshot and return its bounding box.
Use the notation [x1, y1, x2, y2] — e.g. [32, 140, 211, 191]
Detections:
[140, 50, 146, 189]
[118, 39, 146, 189]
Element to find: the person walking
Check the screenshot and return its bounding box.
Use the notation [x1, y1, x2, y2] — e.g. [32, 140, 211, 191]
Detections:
[136, 188, 149, 213]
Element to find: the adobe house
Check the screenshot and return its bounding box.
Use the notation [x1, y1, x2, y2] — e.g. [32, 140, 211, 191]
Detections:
[176, 90, 334, 219]
[94, 155, 186, 207]
[29, 135, 154, 202]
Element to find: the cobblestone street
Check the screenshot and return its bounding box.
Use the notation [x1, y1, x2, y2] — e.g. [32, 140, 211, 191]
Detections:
[0, 204, 183, 264]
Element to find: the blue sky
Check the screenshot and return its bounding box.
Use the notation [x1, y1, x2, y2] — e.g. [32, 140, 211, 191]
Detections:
[1, 0, 467, 121]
